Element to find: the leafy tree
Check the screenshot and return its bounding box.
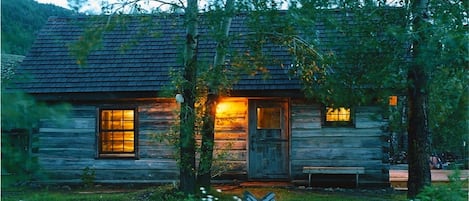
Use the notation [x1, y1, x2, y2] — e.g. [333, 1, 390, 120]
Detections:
[406, 0, 467, 198]
[66, 0, 301, 195]
[1, 0, 72, 55]
[1, 70, 71, 186]
[287, 0, 467, 198]
[67, 0, 467, 198]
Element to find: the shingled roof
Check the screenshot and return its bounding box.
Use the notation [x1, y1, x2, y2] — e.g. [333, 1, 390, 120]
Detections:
[11, 13, 310, 98]
[12, 9, 404, 100]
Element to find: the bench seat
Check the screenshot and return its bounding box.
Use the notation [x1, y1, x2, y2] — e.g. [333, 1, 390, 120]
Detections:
[303, 166, 365, 188]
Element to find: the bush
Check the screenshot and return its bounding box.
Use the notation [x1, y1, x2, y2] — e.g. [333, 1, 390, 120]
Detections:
[416, 169, 468, 201]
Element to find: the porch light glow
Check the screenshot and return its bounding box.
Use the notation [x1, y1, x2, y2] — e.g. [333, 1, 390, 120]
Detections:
[326, 107, 350, 122]
[389, 96, 398, 106]
[216, 101, 232, 115]
[214, 99, 247, 128]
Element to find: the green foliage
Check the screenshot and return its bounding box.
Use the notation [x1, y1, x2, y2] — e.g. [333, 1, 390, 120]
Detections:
[1, 89, 71, 132]
[1, 129, 37, 187]
[1, 185, 408, 201]
[417, 170, 468, 201]
[1, 0, 72, 55]
[1, 189, 133, 201]
[81, 167, 96, 188]
[423, 1, 468, 157]
[1, 82, 71, 185]
[292, 5, 408, 106]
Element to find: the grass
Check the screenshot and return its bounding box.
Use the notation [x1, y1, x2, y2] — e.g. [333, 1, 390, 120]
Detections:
[1, 185, 407, 201]
[218, 187, 407, 201]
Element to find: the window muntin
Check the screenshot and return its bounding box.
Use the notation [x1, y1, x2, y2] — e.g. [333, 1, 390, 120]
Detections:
[99, 109, 136, 157]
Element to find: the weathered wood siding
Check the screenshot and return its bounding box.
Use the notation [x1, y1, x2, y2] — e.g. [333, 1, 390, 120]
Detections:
[34, 97, 389, 185]
[290, 99, 389, 186]
[213, 98, 248, 178]
[33, 99, 179, 184]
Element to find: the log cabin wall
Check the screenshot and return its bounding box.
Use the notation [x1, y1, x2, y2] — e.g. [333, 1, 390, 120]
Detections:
[212, 98, 249, 179]
[290, 99, 390, 187]
[33, 99, 179, 184]
[33, 97, 389, 185]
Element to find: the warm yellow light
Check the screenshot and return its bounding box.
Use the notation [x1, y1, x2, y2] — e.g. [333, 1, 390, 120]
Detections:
[326, 107, 350, 122]
[389, 96, 398, 106]
[216, 102, 232, 115]
[100, 109, 135, 153]
[215, 99, 247, 129]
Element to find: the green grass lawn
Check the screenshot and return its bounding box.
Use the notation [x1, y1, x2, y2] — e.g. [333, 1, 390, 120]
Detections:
[1, 185, 407, 201]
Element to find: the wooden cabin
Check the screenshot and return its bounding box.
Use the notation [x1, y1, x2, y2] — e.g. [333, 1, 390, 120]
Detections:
[10, 13, 392, 187]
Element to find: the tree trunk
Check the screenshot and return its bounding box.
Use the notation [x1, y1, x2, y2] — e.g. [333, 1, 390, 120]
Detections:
[197, 94, 217, 188]
[196, 0, 234, 188]
[179, 0, 198, 194]
[407, 0, 432, 198]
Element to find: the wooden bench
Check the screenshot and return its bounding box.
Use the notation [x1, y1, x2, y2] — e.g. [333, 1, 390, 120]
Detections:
[303, 166, 365, 188]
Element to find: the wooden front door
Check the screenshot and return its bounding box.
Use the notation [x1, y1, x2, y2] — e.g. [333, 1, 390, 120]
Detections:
[248, 99, 289, 179]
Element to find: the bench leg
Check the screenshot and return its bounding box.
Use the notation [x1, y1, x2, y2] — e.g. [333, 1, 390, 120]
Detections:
[308, 173, 312, 187]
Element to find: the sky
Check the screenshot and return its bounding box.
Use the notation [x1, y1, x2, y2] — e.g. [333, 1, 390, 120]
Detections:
[35, 0, 102, 13]
[35, 0, 70, 9]
[34, 0, 175, 14]
[35, 0, 404, 14]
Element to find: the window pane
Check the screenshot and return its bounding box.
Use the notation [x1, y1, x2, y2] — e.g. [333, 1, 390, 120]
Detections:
[110, 110, 121, 121]
[123, 120, 134, 130]
[101, 110, 111, 120]
[99, 109, 136, 155]
[101, 132, 112, 141]
[113, 142, 124, 151]
[123, 110, 134, 120]
[112, 132, 123, 140]
[257, 107, 281, 129]
[124, 142, 134, 152]
[326, 107, 350, 122]
[124, 131, 134, 141]
[102, 141, 112, 152]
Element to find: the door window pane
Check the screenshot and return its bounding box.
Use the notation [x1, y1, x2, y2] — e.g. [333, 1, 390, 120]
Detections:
[257, 107, 281, 129]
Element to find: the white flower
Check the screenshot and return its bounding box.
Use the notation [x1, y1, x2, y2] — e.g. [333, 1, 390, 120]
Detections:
[216, 189, 222, 193]
[200, 187, 205, 191]
[202, 190, 207, 194]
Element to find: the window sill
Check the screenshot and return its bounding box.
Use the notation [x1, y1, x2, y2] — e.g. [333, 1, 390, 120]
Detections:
[323, 122, 354, 128]
[98, 153, 137, 159]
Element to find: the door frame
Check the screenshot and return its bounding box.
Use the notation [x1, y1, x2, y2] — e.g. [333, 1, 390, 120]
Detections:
[247, 98, 290, 180]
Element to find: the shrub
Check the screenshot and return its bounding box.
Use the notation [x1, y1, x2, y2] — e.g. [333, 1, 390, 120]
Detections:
[416, 169, 468, 201]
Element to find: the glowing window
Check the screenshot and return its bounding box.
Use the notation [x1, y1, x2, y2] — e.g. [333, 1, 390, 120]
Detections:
[389, 96, 398, 106]
[99, 109, 136, 158]
[326, 107, 351, 122]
